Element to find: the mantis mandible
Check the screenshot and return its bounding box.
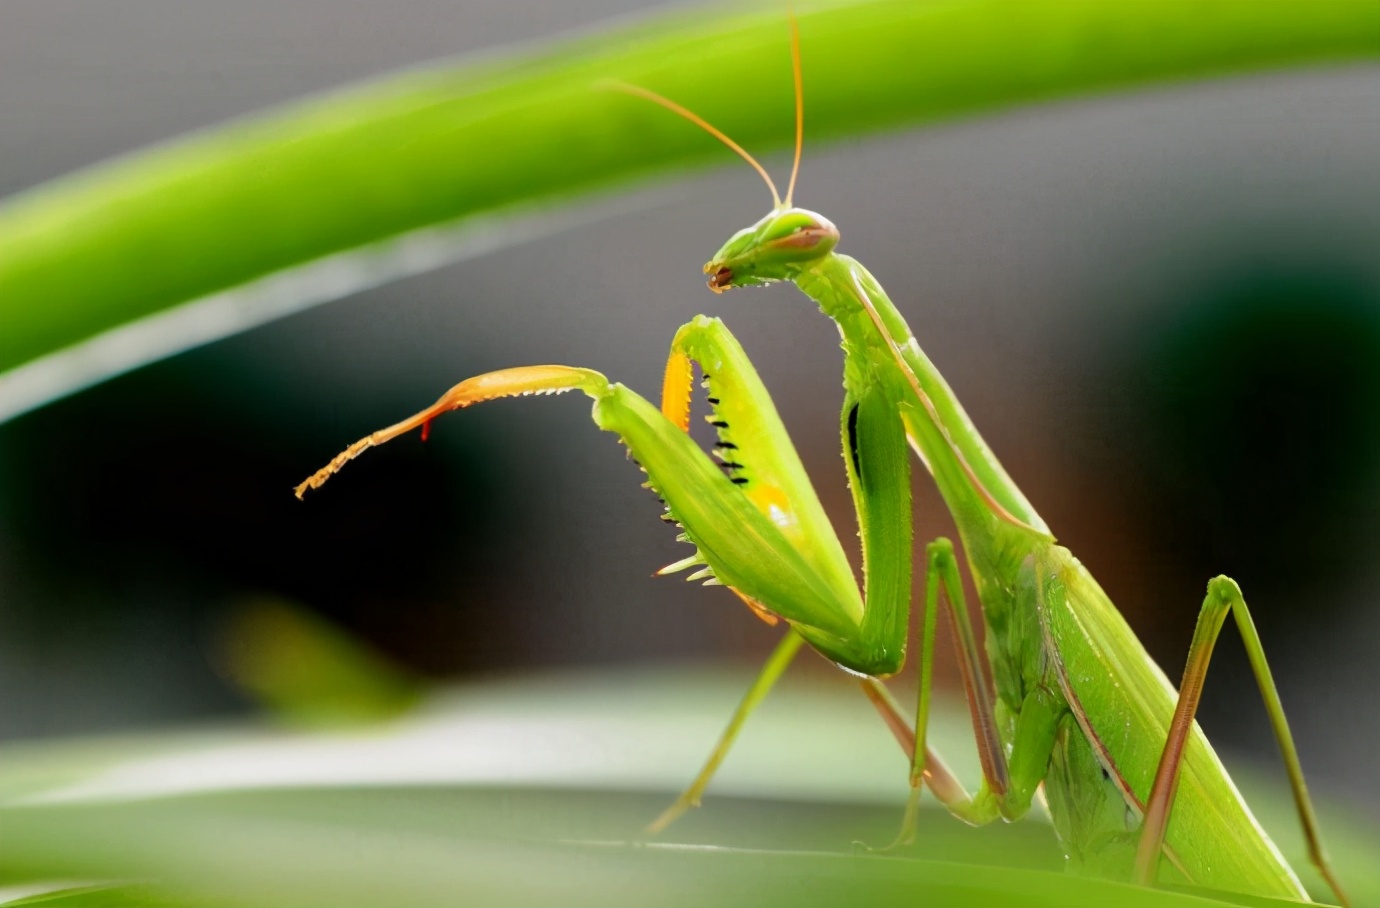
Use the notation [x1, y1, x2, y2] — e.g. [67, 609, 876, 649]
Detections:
[296, 18, 1350, 906]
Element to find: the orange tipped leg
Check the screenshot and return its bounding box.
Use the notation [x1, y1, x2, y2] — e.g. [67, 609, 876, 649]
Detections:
[294, 365, 606, 499]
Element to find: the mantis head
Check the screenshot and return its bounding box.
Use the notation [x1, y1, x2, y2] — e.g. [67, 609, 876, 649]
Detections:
[704, 207, 839, 292]
[612, 13, 830, 293]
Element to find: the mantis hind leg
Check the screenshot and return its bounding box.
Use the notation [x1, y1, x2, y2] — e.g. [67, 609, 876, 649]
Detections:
[1134, 576, 1350, 907]
[646, 629, 805, 835]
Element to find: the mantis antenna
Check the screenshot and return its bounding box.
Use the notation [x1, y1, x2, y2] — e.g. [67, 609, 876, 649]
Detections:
[606, 15, 806, 211]
[606, 80, 783, 209]
[783, 9, 805, 208]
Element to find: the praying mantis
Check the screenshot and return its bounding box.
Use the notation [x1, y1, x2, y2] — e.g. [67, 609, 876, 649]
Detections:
[295, 18, 1351, 907]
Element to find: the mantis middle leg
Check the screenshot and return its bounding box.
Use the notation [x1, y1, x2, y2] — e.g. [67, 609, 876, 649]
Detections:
[863, 537, 1061, 843]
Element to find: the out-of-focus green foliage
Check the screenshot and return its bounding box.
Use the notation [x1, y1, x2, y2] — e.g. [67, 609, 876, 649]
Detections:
[1, 671, 1376, 907]
[213, 597, 421, 726]
[0, 799, 1320, 908]
[1, 0, 1377, 416]
[0, 667, 1374, 899]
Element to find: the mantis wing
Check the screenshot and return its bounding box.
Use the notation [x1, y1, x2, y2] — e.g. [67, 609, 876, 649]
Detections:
[1038, 547, 1306, 899]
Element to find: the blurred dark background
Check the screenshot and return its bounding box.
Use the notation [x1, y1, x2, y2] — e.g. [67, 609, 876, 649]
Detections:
[1, 0, 1377, 814]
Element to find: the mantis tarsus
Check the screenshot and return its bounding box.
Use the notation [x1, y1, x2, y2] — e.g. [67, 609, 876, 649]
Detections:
[296, 18, 1350, 907]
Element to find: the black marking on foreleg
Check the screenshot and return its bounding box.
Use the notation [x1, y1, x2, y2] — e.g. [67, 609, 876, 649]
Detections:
[846, 402, 862, 479]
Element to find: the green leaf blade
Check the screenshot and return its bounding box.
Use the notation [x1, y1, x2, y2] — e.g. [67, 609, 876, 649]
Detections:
[1, 0, 1376, 412]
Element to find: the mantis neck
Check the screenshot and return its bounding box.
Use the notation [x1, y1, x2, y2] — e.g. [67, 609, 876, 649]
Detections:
[794, 253, 1052, 541]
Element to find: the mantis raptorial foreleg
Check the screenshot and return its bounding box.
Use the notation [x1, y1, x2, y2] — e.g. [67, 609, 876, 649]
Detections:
[645, 313, 911, 833]
[297, 315, 921, 820]
[292, 366, 603, 500]
[1134, 576, 1346, 897]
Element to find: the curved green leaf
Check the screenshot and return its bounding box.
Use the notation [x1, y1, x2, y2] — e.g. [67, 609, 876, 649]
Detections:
[1, 0, 1377, 418]
[4, 668, 1377, 906]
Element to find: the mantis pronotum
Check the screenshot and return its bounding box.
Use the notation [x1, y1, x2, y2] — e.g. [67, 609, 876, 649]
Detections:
[296, 17, 1349, 906]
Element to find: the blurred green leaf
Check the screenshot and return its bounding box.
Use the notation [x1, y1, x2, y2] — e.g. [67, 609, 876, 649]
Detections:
[1, 670, 1376, 907]
[0, 884, 177, 907]
[1, 0, 1377, 418]
[0, 796, 1320, 908]
[212, 597, 421, 727]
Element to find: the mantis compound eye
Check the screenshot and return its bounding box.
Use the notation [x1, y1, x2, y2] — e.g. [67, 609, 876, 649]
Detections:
[760, 209, 839, 257]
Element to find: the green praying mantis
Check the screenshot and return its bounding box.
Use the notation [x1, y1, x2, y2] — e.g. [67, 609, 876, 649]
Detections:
[295, 19, 1351, 907]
